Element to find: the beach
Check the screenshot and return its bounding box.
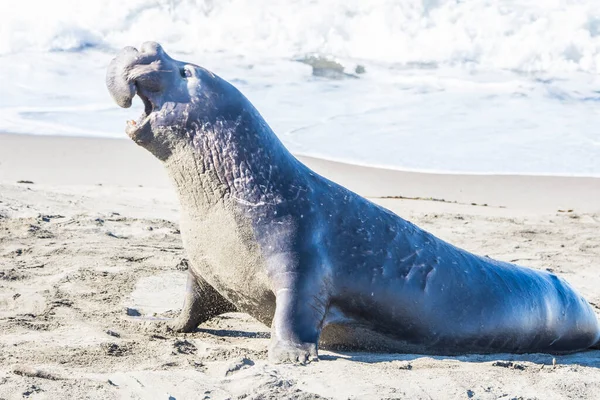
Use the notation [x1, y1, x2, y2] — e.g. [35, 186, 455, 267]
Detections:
[0, 132, 599, 399]
[3, 1, 600, 398]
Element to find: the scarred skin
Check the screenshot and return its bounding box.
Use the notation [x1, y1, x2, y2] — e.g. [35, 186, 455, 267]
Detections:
[106, 42, 600, 364]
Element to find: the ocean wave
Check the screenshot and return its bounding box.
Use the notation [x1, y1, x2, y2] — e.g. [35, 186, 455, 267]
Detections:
[2, 0, 600, 74]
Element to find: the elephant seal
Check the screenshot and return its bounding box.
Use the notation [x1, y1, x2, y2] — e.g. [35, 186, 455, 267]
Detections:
[106, 42, 600, 363]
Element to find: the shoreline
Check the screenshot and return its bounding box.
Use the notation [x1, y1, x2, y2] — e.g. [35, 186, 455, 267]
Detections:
[295, 151, 600, 179]
[2, 132, 599, 213]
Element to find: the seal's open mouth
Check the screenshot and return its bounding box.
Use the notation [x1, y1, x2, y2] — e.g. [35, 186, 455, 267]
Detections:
[105, 45, 163, 139]
[126, 86, 155, 136]
[107, 42, 185, 144]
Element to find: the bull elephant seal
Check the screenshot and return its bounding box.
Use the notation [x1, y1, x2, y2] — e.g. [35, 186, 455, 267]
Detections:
[106, 42, 600, 363]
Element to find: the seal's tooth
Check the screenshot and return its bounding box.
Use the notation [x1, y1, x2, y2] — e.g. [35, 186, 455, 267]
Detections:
[125, 120, 139, 137]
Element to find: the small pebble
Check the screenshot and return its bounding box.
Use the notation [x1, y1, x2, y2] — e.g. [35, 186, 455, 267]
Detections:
[125, 308, 141, 317]
[106, 330, 121, 338]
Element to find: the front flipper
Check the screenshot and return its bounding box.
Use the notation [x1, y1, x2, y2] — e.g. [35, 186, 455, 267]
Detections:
[268, 273, 328, 364]
[170, 269, 237, 332]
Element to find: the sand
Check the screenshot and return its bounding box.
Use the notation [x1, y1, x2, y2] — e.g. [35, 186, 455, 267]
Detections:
[0, 133, 599, 399]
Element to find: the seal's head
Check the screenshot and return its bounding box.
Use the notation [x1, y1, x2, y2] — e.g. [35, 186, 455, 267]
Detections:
[106, 42, 245, 160]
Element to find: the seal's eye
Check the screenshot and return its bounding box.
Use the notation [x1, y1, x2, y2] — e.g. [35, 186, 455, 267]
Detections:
[180, 67, 193, 78]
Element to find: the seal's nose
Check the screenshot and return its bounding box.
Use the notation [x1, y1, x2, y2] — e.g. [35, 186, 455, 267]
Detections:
[106, 46, 140, 108]
[140, 42, 164, 56]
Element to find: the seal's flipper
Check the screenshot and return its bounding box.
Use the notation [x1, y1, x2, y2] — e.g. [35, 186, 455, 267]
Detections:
[268, 277, 327, 364]
[170, 269, 236, 332]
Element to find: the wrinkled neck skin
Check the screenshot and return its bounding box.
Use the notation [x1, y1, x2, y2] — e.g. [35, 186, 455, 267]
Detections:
[155, 102, 302, 220]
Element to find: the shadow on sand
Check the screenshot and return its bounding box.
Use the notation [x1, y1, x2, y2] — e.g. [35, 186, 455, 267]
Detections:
[318, 349, 600, 368]
[193, 324, 600, 369]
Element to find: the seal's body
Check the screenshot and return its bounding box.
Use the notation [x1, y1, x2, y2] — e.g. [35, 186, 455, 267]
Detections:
[107, 42, 600, 363]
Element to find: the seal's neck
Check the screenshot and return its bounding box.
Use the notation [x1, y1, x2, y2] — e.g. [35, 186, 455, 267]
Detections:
[163, 107, 301, 215]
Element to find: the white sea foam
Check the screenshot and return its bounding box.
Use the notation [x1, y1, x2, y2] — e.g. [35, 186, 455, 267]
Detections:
[1, 1, 599, 175]
[3, 0, 600, 73]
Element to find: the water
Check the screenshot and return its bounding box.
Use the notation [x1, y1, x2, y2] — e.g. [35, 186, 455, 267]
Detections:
[1, 0, 599, 176]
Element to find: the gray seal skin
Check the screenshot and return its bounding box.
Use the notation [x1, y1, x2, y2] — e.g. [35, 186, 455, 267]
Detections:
[106, 42, 600, 363]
